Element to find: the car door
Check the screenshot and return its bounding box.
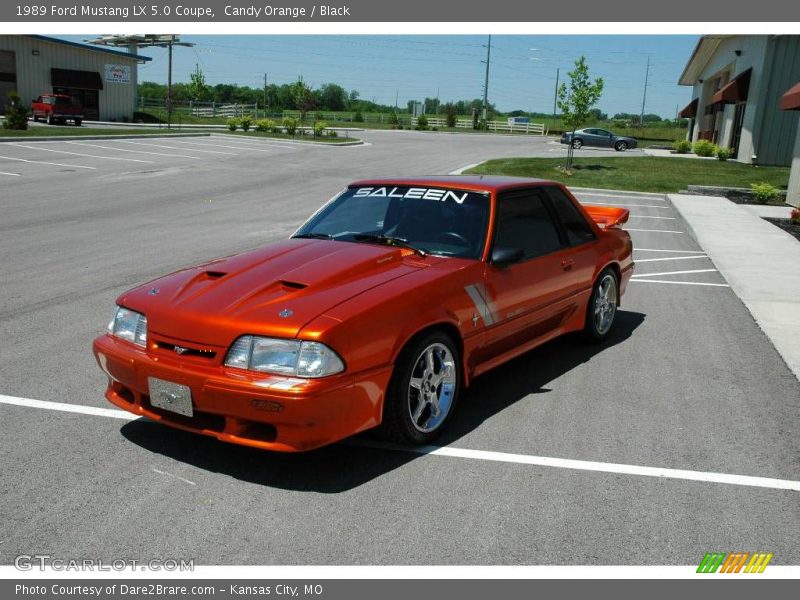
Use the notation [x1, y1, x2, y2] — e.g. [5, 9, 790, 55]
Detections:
[594, 129, 614, 147]
[478, 188, 580, 365]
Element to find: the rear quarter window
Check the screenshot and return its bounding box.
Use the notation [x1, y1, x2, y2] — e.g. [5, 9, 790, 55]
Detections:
[545, 187, 597, 245]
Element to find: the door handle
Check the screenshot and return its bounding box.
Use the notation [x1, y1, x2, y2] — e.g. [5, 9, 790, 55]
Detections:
[561, 258, 574, 270]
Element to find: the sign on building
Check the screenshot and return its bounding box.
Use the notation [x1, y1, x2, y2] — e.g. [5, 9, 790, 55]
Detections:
[104, 64, 131, 84]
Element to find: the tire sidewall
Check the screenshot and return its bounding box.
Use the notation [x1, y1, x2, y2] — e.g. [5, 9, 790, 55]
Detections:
[572, 139, 583, 149]
[385, 331, 462, 445]
[615, 141, 627, 152]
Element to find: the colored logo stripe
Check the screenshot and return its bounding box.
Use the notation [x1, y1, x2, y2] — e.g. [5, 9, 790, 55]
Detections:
[697, 552, 773, 573]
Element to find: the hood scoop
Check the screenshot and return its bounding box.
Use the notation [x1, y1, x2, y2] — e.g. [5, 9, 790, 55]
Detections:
[280, 280, 307, 291]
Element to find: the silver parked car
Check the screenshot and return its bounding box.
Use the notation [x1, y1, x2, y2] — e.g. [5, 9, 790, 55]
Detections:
[560, 128, 638, 151]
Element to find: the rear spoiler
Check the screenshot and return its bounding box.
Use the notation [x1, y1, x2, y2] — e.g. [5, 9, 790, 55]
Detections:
[582, 204, 630, 229]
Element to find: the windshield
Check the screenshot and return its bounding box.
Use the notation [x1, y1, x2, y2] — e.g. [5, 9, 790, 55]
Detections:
[294, 186, 491, 259]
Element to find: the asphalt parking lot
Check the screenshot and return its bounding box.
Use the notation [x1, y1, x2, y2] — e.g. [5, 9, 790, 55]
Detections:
[0, 129, 798, 565]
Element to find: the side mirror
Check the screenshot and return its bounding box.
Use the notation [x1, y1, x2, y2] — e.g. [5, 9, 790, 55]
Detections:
[490, 246, 524, 268]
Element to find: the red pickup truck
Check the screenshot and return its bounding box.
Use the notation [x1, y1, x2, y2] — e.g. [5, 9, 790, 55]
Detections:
[31, 94, 84, 126]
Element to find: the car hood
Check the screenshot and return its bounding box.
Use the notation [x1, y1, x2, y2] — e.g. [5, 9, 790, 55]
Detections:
[118, 238, 441, 347]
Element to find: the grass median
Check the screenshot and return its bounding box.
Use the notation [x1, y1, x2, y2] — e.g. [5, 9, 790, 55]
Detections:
[465, 157, 790, 193]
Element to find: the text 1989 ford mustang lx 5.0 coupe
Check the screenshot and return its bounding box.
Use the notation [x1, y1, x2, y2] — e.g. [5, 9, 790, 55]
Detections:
[93, 176, 634, 451]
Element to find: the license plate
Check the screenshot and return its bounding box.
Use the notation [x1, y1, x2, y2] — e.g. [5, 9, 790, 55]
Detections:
[148, 377, 193, 417]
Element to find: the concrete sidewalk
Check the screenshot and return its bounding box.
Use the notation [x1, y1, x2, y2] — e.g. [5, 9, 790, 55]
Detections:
[670, 194, 800, 381]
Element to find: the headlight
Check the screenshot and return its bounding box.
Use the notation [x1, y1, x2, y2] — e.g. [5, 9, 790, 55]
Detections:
[224, 336, 344, 378]
[108, 306, 147, 347]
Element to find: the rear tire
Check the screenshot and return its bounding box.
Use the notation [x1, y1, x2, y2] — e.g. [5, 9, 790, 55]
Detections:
[74, 118, 82, 127]
[379, 331, 462, 445]
[571, 139, 583, 149]
[32, 114, 39, 122]
[584, 268, 619, 343]
[46, 114, 53, 125]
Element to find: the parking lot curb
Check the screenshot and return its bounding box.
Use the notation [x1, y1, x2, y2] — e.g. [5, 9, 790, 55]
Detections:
[670, 193, 800, 382]
[0, 132, 211, 143]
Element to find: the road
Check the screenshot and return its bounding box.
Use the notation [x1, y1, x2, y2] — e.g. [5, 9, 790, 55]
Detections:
[1, 130, 797, 565]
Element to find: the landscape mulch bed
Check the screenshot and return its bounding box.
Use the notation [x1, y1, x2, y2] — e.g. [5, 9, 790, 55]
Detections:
[764, 217, 800, 243]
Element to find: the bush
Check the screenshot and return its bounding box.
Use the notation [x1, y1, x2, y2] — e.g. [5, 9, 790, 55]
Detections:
[353, 111, 364, 123]
[716, 146, 733, 161]
[3, 91, 29, 130]
[226, 117, 239, 131]
[750, 182, 779, 204]
[415, 114, 429, 131]
[790, 208, 800, 225]
[693, 139, 716, 157]
[239, 115, 253, 132]
[387, 112, 399, 126]
[432, 126, 439, 131]
[446, 112, 457, 128]
[673, 139, 692, 154]
[283, 117, 298, 135]
[255, 119, 274, 132]
[327, 129, 338, 138]
[313, 121, 327, 137]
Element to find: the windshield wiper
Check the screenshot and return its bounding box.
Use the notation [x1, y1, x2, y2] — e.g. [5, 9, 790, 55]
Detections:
[352, 234, 427, 256]
[293, 232, 334, 240]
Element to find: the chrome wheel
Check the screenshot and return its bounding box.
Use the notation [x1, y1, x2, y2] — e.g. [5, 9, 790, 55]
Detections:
[593, 273, 618, 335]
[571, 139, 583, 149]
[615, 141, 628, 152]
[407, 342, 457, 433]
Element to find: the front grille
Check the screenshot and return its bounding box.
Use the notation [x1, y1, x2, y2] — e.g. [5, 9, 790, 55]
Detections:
[153, 340, 217, 360]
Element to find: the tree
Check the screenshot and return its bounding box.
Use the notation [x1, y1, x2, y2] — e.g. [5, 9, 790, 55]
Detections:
[187, 64, 209, 101]
[290, 78, 316, 123]
[557, 56, 604, 168]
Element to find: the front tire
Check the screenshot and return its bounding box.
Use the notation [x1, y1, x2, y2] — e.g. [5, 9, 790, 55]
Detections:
[380, 332, 461, 445]
[584, 268, 619, 342]
[46, 113, 53, 125]
[571, 139, 583, 149]
[74, 118, 82, 127]
[614, 140, 628, 152]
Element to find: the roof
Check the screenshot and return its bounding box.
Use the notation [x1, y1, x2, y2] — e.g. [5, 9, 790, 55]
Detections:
[26, 35, 152, 62]
[348, 175, 558, 193]
[678, 35, 730, 85]
[781, 81, 800, 110]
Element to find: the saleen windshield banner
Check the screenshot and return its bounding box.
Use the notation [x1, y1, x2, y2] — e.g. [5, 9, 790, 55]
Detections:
[2, 0, 799, 22]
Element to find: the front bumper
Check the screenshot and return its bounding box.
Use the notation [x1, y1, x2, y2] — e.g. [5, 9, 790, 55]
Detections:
[92, 334, 391, 452]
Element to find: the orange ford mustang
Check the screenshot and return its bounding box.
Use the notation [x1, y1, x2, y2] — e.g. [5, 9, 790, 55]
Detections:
[93, 176, 634, 451]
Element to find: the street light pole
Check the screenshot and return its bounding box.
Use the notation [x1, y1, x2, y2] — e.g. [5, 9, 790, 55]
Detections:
[167, 36, 173, 129]
[482, 35, 491, 123]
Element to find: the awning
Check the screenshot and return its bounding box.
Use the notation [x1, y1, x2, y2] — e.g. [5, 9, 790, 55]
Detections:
[712, 68, 751, 104]
[51, 68, 103, 90]
[679, 98, 699, 118]
[704, 102, 723, 115]
[780, 81, 800, 111]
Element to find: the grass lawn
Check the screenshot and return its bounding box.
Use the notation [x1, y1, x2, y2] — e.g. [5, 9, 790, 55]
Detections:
[465, 157, 790, 193]
[0, 126, 204, 137]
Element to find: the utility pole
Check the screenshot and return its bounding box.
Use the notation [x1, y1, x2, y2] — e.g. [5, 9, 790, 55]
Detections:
[436, 87, 440, 118]
[552, 67, 560, 132]
[395, 88, 398, 114]
[640, 56, 650, 132]
[482, 35, 492, 122]
[166, 36, 173, 129]
[263, 73, 267, 113]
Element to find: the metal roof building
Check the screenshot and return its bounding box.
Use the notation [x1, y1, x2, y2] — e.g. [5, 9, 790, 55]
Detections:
[0, 35, 150, 121]
[678, 35, 800, 166]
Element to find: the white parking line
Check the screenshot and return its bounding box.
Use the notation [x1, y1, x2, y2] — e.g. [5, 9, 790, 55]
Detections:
[0, 170, 21, 176]
[629, 279, 730, 288]
[66, 141, 201, 160]
[349, 439, 800, 492]
[576, 191, 666, 201]
[164, 139, 277, 153]
[1, 393, 796, 492]
[635, 255, 709, 263]
[582, 202, 671, 209]
[115, 140, 237, 155]
[0, 154, 96, 169]
[627, 215, 677, 220]
[625, 228, 684, 233]
[632, 268, 718, 278]
[10, 143, 153, 163]
[634, 248, 706, 253]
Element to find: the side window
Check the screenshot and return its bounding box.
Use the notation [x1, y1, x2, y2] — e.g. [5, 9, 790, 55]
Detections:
[35, 96, 42, 103]
[545, 187, 597, 245]
[494, 190, 563, 259]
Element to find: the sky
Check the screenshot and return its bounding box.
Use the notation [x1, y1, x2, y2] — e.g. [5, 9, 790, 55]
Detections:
[64, 34, 699, 118]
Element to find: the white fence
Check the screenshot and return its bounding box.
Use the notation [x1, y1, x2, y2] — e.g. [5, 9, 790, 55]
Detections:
[413, 117, 547, 135]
